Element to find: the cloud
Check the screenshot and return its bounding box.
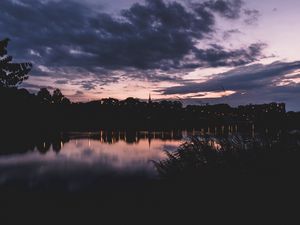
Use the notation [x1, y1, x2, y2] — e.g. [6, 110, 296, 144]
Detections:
[243, 9, 260, 25]
[54, 79, 69, 85]
[195, 0, 244, 19]
[20, 82, 55, 92]
[0, 0, 265, 84]
[70, 90, 86, 100]
[162, 61, 300, 94]
[194, 43, 266, 67]
[223, 29, 242, 40]
[161, 61, 300, 110]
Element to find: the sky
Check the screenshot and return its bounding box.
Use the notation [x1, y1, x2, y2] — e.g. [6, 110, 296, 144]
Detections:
[1, 0, 300, 110]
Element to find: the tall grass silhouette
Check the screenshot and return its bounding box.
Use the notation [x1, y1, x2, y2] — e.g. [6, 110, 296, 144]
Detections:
[153, 133, 300, 180]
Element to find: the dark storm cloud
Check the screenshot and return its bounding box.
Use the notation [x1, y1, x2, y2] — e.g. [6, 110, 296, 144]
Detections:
[162, 61, 300, 94]
[195, 0, 243, 19]
[0, 0, 264, 82]
[161, 61, 300, 110]
[194, 43, 266, 67]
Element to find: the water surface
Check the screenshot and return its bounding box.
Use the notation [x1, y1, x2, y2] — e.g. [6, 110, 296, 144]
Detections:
[0, 131, 185, 190]
[0, 127, 280, 190]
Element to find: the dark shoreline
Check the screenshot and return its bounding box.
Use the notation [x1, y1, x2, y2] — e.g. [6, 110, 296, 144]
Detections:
[1, 175, 300, 225]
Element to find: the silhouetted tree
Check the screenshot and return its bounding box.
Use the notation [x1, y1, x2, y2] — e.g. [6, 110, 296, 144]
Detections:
[61, 97, 71, 105]
[123, 97, 140, 105]
[102, 98, 119, 106]
[52, 88, 70, 105]
[37, 88, 52, 104]
[52, 89, 64, 104]
[0, 38, 32, 88]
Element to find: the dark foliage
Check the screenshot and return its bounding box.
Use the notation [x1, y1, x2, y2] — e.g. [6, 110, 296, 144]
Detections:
[0, 38, 32, 87]
[37, 88, 52, 104]
[154, 134, 300, 180]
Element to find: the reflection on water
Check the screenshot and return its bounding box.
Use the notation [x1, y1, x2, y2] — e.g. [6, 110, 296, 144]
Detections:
[0, 127, 282, 190]
[0, 131, 185, 190]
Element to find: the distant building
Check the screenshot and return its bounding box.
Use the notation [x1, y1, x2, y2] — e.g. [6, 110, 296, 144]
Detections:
[238, 103, 286, 114]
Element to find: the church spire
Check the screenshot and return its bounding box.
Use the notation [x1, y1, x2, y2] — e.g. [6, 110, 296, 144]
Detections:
[148, 93, 152, 104]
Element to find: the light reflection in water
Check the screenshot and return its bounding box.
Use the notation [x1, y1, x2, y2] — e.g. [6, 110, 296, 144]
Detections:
[0, 126, 277, 189]
[0, 132, 183, 189]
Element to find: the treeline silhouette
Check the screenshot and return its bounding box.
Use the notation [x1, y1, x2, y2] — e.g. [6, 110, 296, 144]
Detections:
[0, 86, 293, 132]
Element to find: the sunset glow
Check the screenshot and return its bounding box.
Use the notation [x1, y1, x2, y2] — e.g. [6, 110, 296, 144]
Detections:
[0, 0, 299, 110]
